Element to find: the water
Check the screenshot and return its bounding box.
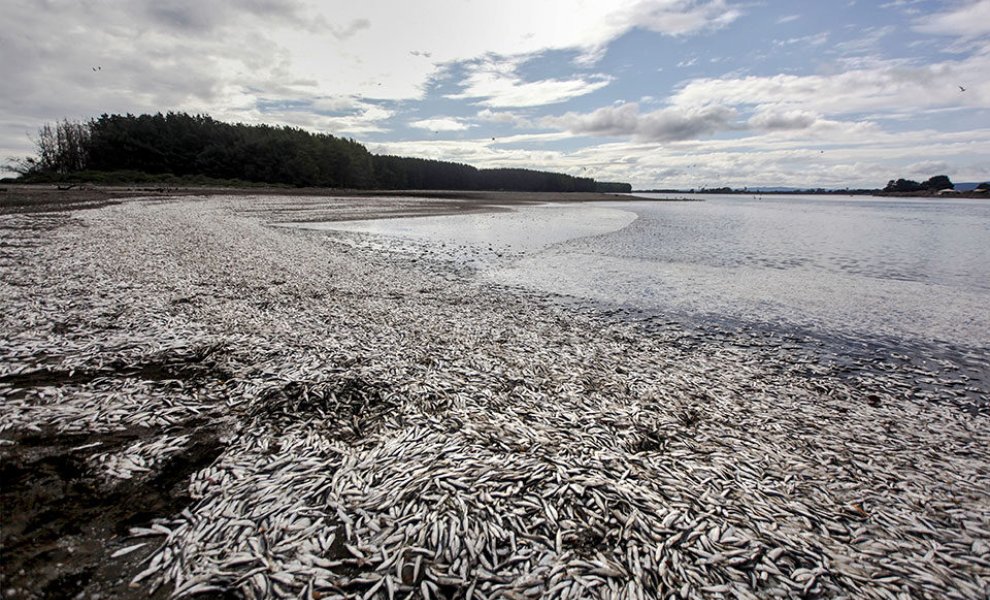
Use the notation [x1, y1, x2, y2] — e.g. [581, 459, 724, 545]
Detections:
[493, 194, 990, 348]
[286, 193, 990, 411]
[289, 195, 990, 414]
[280, 204, 637, 265]
[291, 194, 989, 348]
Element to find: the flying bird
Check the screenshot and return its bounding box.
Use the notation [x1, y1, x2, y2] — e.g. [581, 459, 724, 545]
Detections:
[959, 85, 966, 92]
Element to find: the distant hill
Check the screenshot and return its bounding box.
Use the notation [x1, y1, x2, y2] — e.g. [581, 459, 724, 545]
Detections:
[953, 182, 981, 192]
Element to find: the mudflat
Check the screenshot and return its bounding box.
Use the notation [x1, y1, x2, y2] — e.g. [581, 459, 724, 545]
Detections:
[0, 185, 625, 218]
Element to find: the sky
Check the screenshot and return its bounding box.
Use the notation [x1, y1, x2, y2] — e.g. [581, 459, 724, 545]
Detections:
[2, 0, 989, 189]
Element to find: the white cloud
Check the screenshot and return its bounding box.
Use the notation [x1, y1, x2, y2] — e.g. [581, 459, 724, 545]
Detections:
[747, 108, 820, 130]
[774, 32, 830, 47]
[832, 25, 895, 55]
[3, 0, 988, 189]
[243, 104, 394, 135]
[552, 126, 990, 189]
[139, 0, 318, 33]
[904, 160, 953, 177]
[310, 96, 369, 113]
[913, 0, 990, 38]
[670, 51, 990, 117]
[0, 0, 744, 166]
[447, 58, 611, 107]
[880, 0, 926, 16]
[624, 0, 742, 36]
[476, 109, 528, 125]
[409, 118, 473, 132]
[330, 18, 371, 41]
[365, 121, 990, 190]
[776, 14, 800, 24]
[542, 102, 737, 141]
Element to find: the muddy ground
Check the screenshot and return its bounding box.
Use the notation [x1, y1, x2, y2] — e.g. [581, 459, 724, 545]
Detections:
[0, 313, 234, 598]
[1, 426, 223, 599]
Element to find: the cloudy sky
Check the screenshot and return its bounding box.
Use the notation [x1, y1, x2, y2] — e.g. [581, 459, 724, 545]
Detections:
[2, 0, 989, 188]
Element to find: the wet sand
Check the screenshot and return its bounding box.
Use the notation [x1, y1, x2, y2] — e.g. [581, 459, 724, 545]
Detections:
[0, 184, 626, 218]
[1, 193, 988, 599]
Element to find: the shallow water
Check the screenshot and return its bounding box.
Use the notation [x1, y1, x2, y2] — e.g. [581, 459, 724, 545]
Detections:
[291, 194, 990, 351]
[494, 194, 990, 348]
[281, 204, 637, 265]
[281, 194, 990, 411]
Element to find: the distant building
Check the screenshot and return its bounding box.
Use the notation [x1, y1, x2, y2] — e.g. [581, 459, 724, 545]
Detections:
[937, 188, 960, 195]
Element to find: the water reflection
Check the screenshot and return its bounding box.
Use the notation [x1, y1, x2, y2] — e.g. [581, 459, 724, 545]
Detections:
[287, 194, 990, 348]
[492, 194, 990, 346]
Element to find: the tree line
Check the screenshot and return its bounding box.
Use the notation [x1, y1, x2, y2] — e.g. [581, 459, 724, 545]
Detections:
[9, 113, 631, 193]
[882, 175, 953, 193]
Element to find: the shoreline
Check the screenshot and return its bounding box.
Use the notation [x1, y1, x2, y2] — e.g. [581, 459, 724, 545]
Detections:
[0, 184, 629, 217]
[1, 194, 988, 598]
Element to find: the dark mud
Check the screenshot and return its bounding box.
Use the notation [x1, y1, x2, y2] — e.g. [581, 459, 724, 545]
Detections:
[0, 344, 234, 403]
[0, 426, 224, 599]
[0, 343, 237, 598]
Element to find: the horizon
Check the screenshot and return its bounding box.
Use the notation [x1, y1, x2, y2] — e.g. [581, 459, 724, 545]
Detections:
[2, 1, 989, 188]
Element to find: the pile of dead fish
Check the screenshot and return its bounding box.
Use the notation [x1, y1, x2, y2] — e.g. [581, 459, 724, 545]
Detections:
[1, 195, 987, 599]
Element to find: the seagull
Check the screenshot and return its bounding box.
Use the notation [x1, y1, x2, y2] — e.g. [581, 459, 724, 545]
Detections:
[959, 85, 966, 92]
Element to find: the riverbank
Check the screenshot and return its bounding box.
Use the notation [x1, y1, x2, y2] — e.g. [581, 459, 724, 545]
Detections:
[1, 194, 988, 599]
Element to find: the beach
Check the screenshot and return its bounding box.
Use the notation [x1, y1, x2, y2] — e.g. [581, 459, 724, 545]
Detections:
[1, 192, 988, 599]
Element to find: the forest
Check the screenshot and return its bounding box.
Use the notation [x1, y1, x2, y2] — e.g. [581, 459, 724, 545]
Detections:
[882, 175, 954, 193]
[9, 113, 631, 193]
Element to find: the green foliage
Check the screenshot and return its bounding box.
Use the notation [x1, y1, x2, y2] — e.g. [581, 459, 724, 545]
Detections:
[14, 169, 266, 187]
[595, 181, 633, 193]
[884, 179, 922, 192]
[83, 113, 376, 188]
[923, 175, 953, 190]
[371, 155, 480, 190]
[15, 112, 622, 193]
[884, 175, 954, 193]
[370, 157, 599, 191]
[479, 168, 595, 192]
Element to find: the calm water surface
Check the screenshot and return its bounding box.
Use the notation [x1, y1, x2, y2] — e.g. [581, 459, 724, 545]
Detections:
[293, 194, 990, 350]
[494, 194, 990, 348]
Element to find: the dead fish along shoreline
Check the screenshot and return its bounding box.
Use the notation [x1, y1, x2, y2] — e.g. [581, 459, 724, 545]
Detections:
[1, 195, 988, 599]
